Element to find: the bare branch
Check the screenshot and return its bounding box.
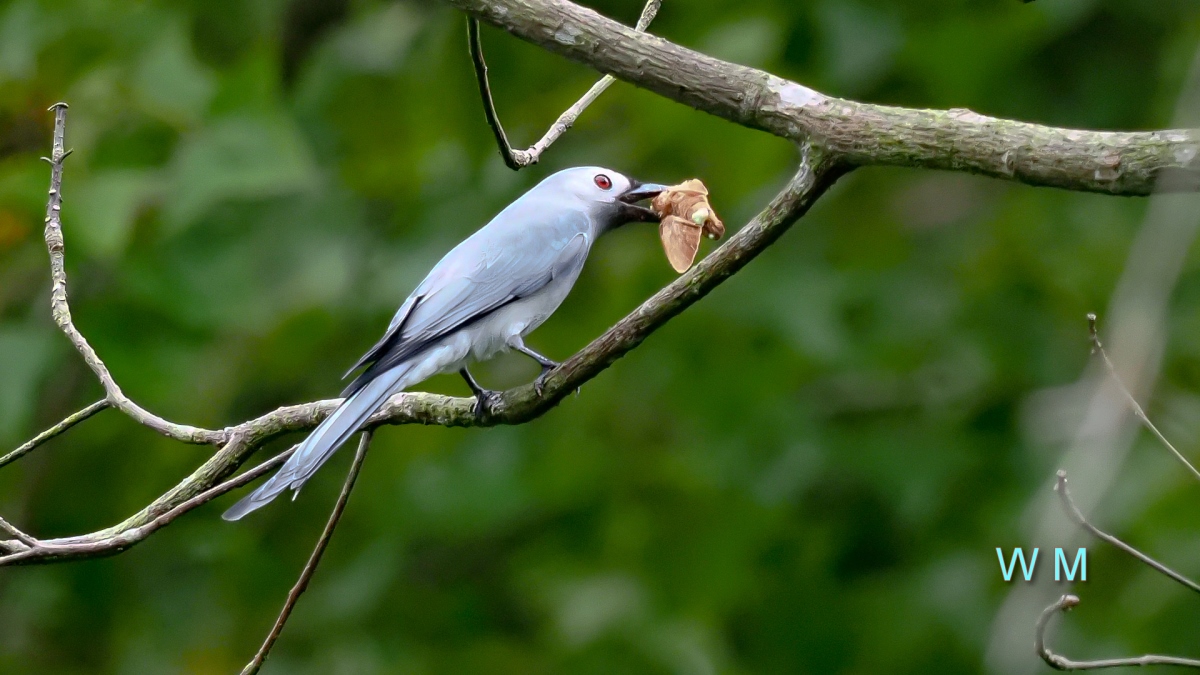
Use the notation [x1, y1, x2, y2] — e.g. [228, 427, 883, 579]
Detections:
[239, 432, 373, 675]
[1054, 470, 1200, 594]
[468, 0, 661, 169]
[1036, 594, 1200, 670]
[0, 398, 109, 469]
[0, 443, 295, 565]
[39, 103, 225, 446]
[1087, 313, 1200, 483]
[0, 516, 39, 548]
[1, 130, 841, 566]
[451, 0, 1200, 195]
[468, 18, 522, 169]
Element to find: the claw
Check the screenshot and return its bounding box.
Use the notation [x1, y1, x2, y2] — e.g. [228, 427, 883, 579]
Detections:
[473, 389, 501, 423]
[533, 362, 560, 397]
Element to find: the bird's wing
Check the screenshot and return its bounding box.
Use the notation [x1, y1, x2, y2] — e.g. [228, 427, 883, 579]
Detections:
[342, 210, 590, 395]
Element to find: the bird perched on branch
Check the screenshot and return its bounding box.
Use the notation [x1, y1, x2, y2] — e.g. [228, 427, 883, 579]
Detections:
[223, 167, 667, 520]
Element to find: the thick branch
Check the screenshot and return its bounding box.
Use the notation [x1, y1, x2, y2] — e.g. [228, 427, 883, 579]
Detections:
[448, 0, 1200, 195]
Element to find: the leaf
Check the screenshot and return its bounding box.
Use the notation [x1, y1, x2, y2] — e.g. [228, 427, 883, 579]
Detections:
[163, 115, 319, 234]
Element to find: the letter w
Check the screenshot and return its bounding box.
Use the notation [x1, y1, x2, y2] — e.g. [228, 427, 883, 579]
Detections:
[997, 547, 1038, 581]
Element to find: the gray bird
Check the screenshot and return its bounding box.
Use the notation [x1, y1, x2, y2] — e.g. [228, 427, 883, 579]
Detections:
[223, 167, 667, 520]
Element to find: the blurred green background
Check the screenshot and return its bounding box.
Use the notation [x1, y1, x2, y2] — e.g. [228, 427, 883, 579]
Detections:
[2, 0, 1200, 673]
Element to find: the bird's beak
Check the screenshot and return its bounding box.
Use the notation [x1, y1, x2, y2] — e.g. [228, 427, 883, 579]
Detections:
[616, 180, 669, 223]
[619, 181, 669, 204]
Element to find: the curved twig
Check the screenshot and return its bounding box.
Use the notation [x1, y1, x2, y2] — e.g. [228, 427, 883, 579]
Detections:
[468, 0, 661, 169]
[39, 103, 225, 446]
[239, 431, 373, 675]
[1036, 595, 1200, 670]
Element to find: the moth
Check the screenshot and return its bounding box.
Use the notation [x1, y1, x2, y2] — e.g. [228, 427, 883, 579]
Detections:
[651, 179, 725, 273]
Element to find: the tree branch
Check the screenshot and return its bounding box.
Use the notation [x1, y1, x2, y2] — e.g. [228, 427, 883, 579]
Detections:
[468, 0, 661, 169]
[1031, 320, 1200, 670]
[0, 398, 108, 469]
[448, 0, 1200, 195]
[0, 444, 295, 565]
[239, 431, 373, 675]
[39, 103, 224, 446]
[1054, 470, 1200, 595]
[0, 102, 842, 565]
[1036, 594, 1200, 670]
[1087, 313, 1200, 483]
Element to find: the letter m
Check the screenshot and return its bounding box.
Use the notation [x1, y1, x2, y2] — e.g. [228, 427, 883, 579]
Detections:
[1055, 548, 1087, 581]
[997, 547, 1038, 581]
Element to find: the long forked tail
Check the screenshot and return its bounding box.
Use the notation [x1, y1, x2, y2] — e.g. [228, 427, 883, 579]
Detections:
[222, 364, 411, 521]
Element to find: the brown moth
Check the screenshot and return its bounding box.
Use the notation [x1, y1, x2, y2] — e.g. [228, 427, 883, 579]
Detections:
[650, 179, 724, 273]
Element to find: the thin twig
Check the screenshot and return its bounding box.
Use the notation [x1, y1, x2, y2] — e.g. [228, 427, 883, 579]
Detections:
[239, 432, 373, 675]
[39, 103, 224, 446]
[1088, 313, 1200, 483]
[468, 17, 522, 169]
[1055, 470, 1200, 595]
[1036, 594, 1200, 670]
[0, 399, 109, 469]
[0, 516, 38, 548]
[468, 0, 662, 169]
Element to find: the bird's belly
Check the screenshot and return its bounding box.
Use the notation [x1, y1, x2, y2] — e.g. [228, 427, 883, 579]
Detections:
[470, 273, 579, 361]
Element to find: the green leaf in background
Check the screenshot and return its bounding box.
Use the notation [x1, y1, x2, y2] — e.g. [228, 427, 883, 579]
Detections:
[0, 324, 55, 442]
[70, 169, 161, 257]
[163, 114, 319, 234]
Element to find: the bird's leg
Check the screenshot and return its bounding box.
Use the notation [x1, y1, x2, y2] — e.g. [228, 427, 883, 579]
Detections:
[511, 340, 560, 397]
[460, 368, 500, 422]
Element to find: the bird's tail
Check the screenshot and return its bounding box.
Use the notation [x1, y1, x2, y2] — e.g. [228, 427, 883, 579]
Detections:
[221, 363, 413, 521]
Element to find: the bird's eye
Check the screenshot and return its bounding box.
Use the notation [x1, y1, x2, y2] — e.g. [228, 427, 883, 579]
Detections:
[594, 174, 612, 190]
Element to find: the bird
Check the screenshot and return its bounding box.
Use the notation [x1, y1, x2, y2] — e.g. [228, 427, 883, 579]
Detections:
[222, 167, 667, 521]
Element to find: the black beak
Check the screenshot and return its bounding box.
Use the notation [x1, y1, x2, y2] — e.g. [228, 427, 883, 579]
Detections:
[616, 179, 669, 223]
[619, 180, 669, 204]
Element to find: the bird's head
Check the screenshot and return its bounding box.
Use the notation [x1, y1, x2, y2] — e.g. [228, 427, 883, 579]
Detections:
[537, 166, 668, 232]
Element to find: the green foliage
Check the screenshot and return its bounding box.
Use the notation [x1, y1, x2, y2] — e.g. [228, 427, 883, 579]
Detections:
[2, 0, 1200, 673]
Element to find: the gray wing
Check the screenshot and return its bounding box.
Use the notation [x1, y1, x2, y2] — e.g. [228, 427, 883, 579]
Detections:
[342, 209, 591, 395]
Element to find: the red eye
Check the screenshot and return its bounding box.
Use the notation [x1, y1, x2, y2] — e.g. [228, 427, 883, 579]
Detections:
[594, 174, 612, 190]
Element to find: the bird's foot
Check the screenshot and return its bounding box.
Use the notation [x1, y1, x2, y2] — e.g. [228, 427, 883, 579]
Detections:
[533, 362, 560, 397]
[473, 388, 502, 423]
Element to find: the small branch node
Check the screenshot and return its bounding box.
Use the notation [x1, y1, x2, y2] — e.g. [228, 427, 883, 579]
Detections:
[0, 516, 40, 548]
[1037, 594, 1200, 670]
[468, 0, 662, 170]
